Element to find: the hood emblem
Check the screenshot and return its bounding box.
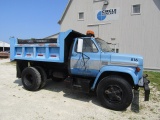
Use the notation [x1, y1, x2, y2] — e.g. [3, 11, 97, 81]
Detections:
[131, 58, 138, 62]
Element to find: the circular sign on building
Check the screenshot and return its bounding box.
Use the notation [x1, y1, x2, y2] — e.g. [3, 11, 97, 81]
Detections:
[96, 8, 119, 21]
[97, 11, 107, 21]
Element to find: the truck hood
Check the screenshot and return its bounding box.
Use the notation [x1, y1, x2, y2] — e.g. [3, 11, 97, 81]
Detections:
[109, 53, 143, 67]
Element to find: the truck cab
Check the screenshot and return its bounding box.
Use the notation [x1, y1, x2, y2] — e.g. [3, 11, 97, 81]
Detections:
[10, 29, 150, 111]
[70, 37, 144, 87]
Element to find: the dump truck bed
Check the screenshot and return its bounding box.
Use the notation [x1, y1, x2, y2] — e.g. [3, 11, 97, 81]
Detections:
[10, 30, 85, 63]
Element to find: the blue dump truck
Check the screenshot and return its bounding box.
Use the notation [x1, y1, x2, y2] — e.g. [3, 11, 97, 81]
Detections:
[10, 29, 150, 111]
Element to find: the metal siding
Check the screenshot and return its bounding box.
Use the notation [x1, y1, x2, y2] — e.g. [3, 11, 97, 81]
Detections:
[60, 0, 160, 70]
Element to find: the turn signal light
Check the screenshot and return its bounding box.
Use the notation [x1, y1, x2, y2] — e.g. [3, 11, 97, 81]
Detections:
[136, 67, 141, 72]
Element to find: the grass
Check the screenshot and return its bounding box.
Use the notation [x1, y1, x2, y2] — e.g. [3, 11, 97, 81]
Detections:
[144, 71, 160, 91]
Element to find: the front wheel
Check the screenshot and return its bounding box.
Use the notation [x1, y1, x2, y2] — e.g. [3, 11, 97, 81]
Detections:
[97, 76, 133, 111]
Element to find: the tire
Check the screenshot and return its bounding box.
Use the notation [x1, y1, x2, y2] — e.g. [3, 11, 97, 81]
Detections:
[21, 67, 41, 91]
[97, 75, 133, 111]
[35, 66, 47, 89]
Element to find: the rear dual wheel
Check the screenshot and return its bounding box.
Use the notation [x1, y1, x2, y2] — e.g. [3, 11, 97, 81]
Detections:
[21, 66, 47, 91]
[21, 67, 41, 91]
[35, 66, 47, 89]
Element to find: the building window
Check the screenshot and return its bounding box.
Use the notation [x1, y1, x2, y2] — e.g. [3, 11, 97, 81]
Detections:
[132, 4, 141, 15]
[78, 12, 84, 20]
[112, 49, 119, 53]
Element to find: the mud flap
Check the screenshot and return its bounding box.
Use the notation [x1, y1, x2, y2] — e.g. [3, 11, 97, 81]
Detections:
[131, 89, 139, 113]
[131, 75, 150, 112]
[143, 77, 150, 101]
[16, 60, 28, 78]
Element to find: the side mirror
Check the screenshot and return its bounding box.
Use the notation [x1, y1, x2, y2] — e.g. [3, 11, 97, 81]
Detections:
[77, 38, 83, 53]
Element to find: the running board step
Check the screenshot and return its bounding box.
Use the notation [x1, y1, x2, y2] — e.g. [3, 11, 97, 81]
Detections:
[64, 77, 91, 93]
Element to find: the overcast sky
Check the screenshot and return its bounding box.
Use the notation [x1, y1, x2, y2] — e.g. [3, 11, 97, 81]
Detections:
[0, 0, 68, 43]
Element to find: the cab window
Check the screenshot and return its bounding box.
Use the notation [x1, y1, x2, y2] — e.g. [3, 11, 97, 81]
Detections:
[75, 38, 98, 53]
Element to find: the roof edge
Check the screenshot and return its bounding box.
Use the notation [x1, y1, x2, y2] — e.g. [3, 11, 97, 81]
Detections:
[58, 0, 73, 25]
[44, 32, 60, 39]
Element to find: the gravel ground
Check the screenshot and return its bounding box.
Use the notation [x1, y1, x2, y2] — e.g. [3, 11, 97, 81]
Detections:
[0, 59, 160, 120]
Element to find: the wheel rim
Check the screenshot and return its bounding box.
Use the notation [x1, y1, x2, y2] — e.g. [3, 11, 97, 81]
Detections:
[24, 74, 34, 86]
[104, 85, 123, 103]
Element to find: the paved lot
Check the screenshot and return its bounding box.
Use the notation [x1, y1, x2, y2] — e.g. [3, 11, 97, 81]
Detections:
[0, 59, 160, 120]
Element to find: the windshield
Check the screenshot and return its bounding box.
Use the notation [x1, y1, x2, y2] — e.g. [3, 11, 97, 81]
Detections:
[95, 38, 112, 52]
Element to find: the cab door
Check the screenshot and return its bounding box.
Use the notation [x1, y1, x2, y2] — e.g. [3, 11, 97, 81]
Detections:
[70, 38, 101, 77]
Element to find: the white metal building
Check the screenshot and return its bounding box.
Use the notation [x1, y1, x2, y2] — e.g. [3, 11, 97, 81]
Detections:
[0, 41, 10, 51]
[57, 0, 160, 70]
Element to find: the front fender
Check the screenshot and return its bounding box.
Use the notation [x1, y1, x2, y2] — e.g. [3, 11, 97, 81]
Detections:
[91, 66, 138, 90]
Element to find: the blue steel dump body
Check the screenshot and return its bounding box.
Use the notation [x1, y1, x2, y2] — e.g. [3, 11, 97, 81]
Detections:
[10, 29, 83, 63]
